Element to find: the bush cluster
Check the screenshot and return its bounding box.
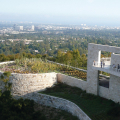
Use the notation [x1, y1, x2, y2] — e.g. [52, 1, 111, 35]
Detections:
[0, 71, 46, 120]
[0, 90, 46, 120]
[0, 52, 42, 62]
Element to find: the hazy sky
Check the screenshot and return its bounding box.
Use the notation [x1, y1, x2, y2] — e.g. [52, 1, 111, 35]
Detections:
[0, 0, 120, 26]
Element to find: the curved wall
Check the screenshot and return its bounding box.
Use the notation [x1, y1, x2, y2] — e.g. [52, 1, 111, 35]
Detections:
[9, 73, 57, 95]
[0, 71, 57, 95]
[18, 92, 91, 120]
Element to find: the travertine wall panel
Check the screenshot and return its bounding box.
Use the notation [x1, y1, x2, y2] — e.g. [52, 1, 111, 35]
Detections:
[87, 44, 99, 95]
[10, 73, 57, 95]
[99, 86, 110, 100]
[89, 43, 120, 53]
[0, 72, 57, 95]
[109, 75, 120, 102]
[57, 73, 87, 91]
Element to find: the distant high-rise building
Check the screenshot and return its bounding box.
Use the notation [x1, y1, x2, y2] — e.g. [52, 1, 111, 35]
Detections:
[31, 25, 34, 31]
[14, 25, 23, 31]
[13, 24, 17, 30]
[19, 26, 23, 30]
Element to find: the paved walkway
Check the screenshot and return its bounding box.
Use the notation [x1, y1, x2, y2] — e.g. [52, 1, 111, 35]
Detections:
[93, 64, 120, 77]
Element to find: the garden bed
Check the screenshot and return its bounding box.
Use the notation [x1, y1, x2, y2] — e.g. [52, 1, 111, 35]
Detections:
[0, 58, 87, 80]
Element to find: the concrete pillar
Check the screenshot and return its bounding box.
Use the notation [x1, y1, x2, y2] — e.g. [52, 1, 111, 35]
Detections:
[87, 44, 99, 95]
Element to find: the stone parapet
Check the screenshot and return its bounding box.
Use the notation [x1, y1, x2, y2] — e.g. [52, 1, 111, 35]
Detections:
[15, 92, 91, 120]
[57, 73, 87, 91]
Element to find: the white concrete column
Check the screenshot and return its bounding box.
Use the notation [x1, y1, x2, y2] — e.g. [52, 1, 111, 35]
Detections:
[87, 44, 99, 95]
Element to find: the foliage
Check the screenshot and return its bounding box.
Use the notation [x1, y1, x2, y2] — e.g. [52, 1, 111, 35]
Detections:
[56, 49, 87, 69]
[63, 70, 87, 80]
[1, 29, 119, 57]
[3, 71, 11, 77]
[0, 53, 42, 62]
[0, 71, 45, 120]
[101, 71, 110, 76]
[0, 71, 46, 120]
[0, 92, 46, 120]
[0, 71, 12, 91]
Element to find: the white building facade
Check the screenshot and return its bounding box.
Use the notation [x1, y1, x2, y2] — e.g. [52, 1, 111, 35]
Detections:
[87, 43, 120, 102]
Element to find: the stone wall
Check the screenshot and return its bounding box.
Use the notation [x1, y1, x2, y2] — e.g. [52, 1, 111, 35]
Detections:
[57, 73, 87, 91]
[17, 92, 91, 120]
[99, 75, 120, 103]
[0, 72, 57, 95]
[88, 43, 120, 53]
[57, 72, 120, 103]
[99, 86, 110, 100]
[109, 54, 120, 102]
[10, 73, 57, 95]
[109, 75, 120, 102]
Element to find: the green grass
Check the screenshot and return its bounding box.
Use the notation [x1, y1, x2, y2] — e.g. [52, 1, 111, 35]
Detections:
[40, 83, 120, 120]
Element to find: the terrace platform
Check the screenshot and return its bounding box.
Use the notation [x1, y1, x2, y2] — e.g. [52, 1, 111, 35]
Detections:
[92, 63, 120, 77]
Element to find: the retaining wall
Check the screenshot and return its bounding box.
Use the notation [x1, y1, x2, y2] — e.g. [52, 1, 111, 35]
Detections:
[0, 72, 57, 95]
[57, 73, 87, 91]
[16, 92, 91, 120]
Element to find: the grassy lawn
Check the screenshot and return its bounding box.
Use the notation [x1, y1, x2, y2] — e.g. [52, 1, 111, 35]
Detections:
[40, 83, 120, 120]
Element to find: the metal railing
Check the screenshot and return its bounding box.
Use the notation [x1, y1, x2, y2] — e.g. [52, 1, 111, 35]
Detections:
[93, 61, 120, 72]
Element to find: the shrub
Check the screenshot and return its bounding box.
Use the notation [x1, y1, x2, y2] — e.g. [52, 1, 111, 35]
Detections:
[3, 71, 11, 77]
[0, 72, 47, 120]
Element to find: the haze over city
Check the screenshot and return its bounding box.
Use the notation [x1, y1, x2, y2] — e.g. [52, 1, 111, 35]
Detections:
[0, 0, 120, 26]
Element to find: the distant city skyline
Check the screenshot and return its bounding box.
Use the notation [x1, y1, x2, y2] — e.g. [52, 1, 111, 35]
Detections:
[0, 0, 120, 26]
